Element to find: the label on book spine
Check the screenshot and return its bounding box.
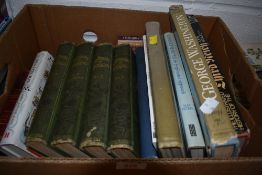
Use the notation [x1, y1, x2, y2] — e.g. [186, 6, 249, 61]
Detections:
[200, 98, 219, 114]
[0, 51, 54, 157]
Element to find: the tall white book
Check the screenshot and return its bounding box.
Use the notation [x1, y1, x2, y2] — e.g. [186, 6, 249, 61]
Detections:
[164, 32, 206, 157]
[142, 35, 157, 148]
[0, 51, 54, 157]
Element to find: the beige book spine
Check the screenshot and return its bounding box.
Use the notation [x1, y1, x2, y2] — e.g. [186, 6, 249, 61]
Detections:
[169, 5, 236, 145]
[145, 21, 183, 150]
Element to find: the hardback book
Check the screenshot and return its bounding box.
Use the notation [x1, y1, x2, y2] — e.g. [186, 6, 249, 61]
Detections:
[0, 51, 54, 157]
[135, 46, 158, 158]
[50, 43, 95, 157]
[107, 44, 139, 158]
[79, 43, 113, 158]
[145, 21, 185, 158]
[164, 32, 206, 158]
[170, 5, 239, 157]
[117, 36, 143, 52]
[142, 35, 157, 150]
[188, 15, 250, 148]
[26, 43, 75, 157]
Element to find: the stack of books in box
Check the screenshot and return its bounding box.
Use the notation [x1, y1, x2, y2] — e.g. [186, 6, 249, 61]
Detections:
[0, 4, 261, 175]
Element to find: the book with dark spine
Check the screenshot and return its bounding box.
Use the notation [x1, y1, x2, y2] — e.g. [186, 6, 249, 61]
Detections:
[135, 46, 158, 158]
[188, 15, 250, 148]
[164, 32, 206, 157]
[50, 43, 94, 157]
[107, 44, 138, 158]
[170, 5, 239, 157]
[26, 43, 75, 157]
[79, 43, 113, 158]
[145, 21, 184, 158]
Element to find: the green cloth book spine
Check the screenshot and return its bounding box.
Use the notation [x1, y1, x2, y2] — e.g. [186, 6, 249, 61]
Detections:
[50, 43, 94, 157]
[107, 44, 138, 158]
[26, 42, 75, 157]
[79, 43, 113, 158]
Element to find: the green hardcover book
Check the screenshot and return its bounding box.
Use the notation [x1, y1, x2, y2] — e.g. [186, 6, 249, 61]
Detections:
[169, 5, 239, 157]
[145, 21, 184, 158]
[79, 43, 113, 158]
[50, 43, 94, 157]
[107, 44, 138, 158]
[26, 42, 75, 157]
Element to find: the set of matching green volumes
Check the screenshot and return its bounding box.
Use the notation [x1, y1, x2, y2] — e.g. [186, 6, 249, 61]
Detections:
[79, 44, 113, 158]
[26, 42, 138, 158]
[50, 43, 94, 157]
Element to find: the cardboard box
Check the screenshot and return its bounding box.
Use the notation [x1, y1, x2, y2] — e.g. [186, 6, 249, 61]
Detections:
[0, 4, 262, 175]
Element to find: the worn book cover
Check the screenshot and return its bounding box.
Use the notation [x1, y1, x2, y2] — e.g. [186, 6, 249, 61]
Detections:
[188, 15, 250, 149]
[26, 42, 75, 157]
[164, 32, 206, 157]
[50, 43, 94, 157]
[145, 21, 184, 158]
[107, 44, 138, 158]
[79, 43, 113, 158]
[170, 5, 239, 157]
